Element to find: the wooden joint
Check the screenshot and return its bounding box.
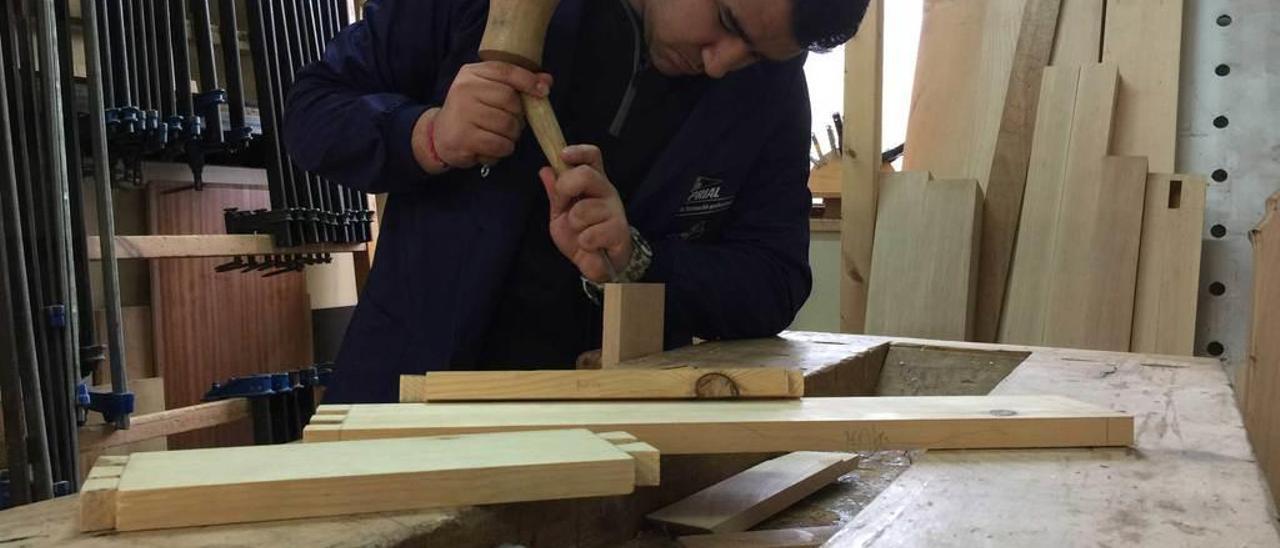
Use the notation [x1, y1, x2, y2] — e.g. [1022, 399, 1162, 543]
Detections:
[616, 441, 661, 487]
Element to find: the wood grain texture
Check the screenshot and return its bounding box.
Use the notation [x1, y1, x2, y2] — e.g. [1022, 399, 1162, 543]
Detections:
[903, 0, 1026, 188]
[403, 367, 802, 401]
[1049, 0, 1103, 65]
[1244, 192, 1280, 509]
[1043, 155, 1148, 351]
[678, 526, 840, 548]
[81, 429, 650, 532]
[77, 399, 251, 454]
[648, 452, 858, 534]
[866, 174, 982, 340]
[1001, 64, 1119, 346]
[91, 306, 154, 382]
[305, 395, 1134, 454]
[1131, 174, 1207, 355]
[972, 0, 1064, 343]
[602, 284, 665, 368]
[840, 0, 881, 333]
[148, 181, 313, 449]
[1102, 0, 1183, 172]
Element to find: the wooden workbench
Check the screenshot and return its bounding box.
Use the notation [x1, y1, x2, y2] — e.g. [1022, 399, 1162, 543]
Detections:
[2, 332, 1276, 547]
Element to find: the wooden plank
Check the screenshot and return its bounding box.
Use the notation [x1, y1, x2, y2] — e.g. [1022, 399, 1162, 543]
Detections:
[1000, 64, 1119, 345]
[305, 395, 1134, 454]
[601, 283, 665, 368]
[1245, 192, 1280, 508]
[1043, 156, 1148, 351]
[866, 174, 982, 340]
[402, 367, 803, 401]
[648, 452, 858, 534]
[80, 429, 652, 532]
[903, 0, 1026, 188]
[972, 0, 1064, 343]
[1131, 174, 1207, 355]
[87, 235, 366, 260]
[1102, 0, 1183, 172]
[839, 0, 881, 333]
[678, 526, 841, 548]
[77, 399, 251, 453]
[1049, 0, 1103, 65]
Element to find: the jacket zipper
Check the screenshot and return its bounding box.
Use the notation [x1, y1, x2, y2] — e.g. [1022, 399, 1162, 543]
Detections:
[609, 0, 644, 137]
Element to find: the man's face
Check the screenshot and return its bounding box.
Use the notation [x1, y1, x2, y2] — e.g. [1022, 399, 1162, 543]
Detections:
[634, 0, 804, 79]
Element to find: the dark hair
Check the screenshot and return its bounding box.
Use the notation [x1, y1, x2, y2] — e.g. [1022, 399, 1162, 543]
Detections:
[792, 0, 871, 52]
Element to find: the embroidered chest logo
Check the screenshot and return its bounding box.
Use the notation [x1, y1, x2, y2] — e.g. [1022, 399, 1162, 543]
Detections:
[677, 176, 734, 218]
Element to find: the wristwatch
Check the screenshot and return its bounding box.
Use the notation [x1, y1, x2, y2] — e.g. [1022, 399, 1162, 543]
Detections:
[581, 226, 653, 304]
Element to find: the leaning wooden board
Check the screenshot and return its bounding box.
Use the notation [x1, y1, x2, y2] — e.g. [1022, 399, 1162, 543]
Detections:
[1101, 0, 1183, 173]
[1130, 174, 1207, 355]
[303, 396, 1134, 453]
[400, 367, 803, 401]
[79, 429, 658, 532]
[1243, 192, 1280, 509]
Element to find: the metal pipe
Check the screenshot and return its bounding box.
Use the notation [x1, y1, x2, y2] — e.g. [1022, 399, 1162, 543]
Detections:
[190, 0, 224, 146]
[171, 0, 195, 122]
[272, 0, 319, 243]
[257, 0, 301, 245]
[245, 0, 288, 241]
[108, 0, 131, 109]
[218, 0, 246, 132]
[84, 0, 131, 432]
[0, 3, 53, 500]
[95, 0, 114, 109]
[155, 0, 176, 120]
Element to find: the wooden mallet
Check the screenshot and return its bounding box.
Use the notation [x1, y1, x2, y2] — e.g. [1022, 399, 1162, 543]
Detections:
[479, 0, 570, 175]
[479, 0, 622, 280]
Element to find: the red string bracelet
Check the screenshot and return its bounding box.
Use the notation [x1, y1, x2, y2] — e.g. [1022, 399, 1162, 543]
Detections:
[426, 116, 449, 170]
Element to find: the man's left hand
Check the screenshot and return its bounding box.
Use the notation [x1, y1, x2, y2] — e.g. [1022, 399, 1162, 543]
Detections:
[539, 145, 632, 283]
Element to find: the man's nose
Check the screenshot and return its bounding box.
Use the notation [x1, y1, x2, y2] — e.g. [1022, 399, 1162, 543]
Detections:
[702, 40, 753, 79]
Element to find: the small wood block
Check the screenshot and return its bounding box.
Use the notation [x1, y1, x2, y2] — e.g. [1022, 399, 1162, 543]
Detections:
[79, 461, 124, 533]
[314, 404, 352, 415]
[302, 423, 344, 443]
[406, 367, 801, 402]
[308, 414, 347, 425]
[601, 283, 665, 368]
[648, 452, 859, 534]
[678, 525, 842, 548]
[598, 432, 639, 445]
[617, 441, 661, 487]
[399, 375, 429, 403]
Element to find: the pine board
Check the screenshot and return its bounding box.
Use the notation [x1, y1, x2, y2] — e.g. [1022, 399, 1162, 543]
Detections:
[1130, 174, 1207, 355]
[865, 174, 982, 340]
[840, 0, 882, 333]
[79, 429, 654, 532]
[602, 284, 665, 368]
[402, 367, 802, 401]
[972, 0, 1064, 343]
[303, 396, 1134, 454]
[648, 452, 858, 534]
[1001, 64, 1122, 346]
[1102, 0, 1183, 172]
[1049, 0, 1103, 65]
[678, 526, 841, 548]
[1244, 193, 1280, 508]
[903, 0, 1027, 188]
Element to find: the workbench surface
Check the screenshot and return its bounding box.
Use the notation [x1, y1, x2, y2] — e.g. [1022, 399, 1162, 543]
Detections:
[2, 332, 1276, 547]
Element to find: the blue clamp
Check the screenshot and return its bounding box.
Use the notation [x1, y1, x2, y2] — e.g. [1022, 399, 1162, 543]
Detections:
[204, 374, 276, 401]
[81, 384, 135, 424]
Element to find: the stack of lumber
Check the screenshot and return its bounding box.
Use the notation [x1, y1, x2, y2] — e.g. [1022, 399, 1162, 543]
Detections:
[853, 0, 1203, 354]
[79, 429, 659, 532]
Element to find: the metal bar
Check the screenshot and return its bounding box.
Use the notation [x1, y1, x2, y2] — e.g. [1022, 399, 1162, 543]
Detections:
[0, 0, 54, 501]
[218, 0, 246, 132]
[95, 0, 114, 109]
[135, 0, 153, 112]
[36, 0, 84, 485]
[259, 0, 302, 245]
[155, 0, 176, 132]
[245, 0, 290, 245]
[108, 0, 131, 109]
[171, 0, 195, 121]
[272, 0, 319, 243]
[0, 28, 33, 509]
[85, 0, 131, 432]
[190, 0, 224, 146]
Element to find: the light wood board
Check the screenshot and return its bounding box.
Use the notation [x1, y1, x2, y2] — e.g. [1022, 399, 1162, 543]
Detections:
[87, 235, 365, 260]
[303, 396, 1134, 454]
[77, 399, 250, 454]
[1000, 64, 1121, 346]
[1243, 192, 1280, 509]
[401, 367, 802, 401]
[840, 0, 882, 333]
[678, 526, 840, 548]
[1131, 174, 1207, 355]
[602, 283, 665, 368]
[1049, 0, 1103, 65]
[79, 429, 656, 532]
[903, 0, 1026, 188]
[1102, 0, 1183, 172]
[865, 174, 982, 341]
[648, 451, 858, 534]
[972, 0, 1064, 343]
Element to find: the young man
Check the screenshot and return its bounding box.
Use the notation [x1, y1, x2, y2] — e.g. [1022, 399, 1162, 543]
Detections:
[284, 0, 870, 403]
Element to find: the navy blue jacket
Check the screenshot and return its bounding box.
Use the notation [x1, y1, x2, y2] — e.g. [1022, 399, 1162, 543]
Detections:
[284, 0, 814, 403]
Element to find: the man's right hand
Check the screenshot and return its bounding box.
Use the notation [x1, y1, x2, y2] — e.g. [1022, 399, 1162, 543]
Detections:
[412, 62, 553, 174]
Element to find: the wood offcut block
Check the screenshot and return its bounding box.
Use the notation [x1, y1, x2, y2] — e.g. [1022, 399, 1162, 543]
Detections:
[648, 451, 858, 534]
[400, 367, 802, 402]
[305, 396, 1135, 454]
[77, 429, 658, 532]
[1131, 174, 1207, 355]
[601, 283, 665, 368]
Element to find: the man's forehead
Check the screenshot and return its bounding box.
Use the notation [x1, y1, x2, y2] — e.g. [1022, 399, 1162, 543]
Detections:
[721, 0, 804, 61]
